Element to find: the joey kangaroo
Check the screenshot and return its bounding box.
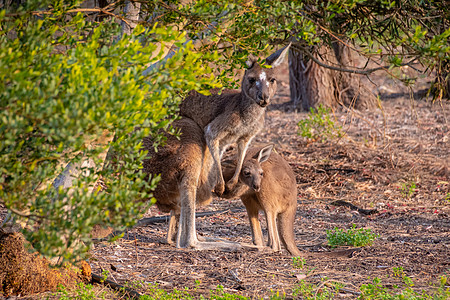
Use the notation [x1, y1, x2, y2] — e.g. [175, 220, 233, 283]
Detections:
[221, 145, 302, 256]
[179, 44, 291, 196]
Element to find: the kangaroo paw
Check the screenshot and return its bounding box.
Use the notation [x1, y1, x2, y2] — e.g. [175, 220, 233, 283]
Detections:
[214, 182, 225, 196]
[225, 179, 238, 191]
[193, 241, 242, 252]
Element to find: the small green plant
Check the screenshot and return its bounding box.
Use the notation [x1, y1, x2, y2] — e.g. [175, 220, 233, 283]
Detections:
[392, 266, 405, 278]
[400, 181, 417, 199]
[292, 278, 343, 300]
[145, 283, 197, 300]
[56, 282, 97, 300]
[359, 274, 450, 299]
[292, 256, 306, 269]
[210, 285, 249, 299]
[269, 290, 286, 299]
[101, 269, 109, 282]
[298, 105, 343, 141]
[326, 224, 379, 248]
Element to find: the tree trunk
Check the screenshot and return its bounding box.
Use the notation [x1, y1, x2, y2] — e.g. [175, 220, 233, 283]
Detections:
[121, 0, 141, 36]
[433, 59, 450, 100]
[289, 42, 377, 111]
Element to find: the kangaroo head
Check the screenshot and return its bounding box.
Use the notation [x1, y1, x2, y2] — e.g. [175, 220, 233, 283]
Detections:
[240, 144, 274, 192]
[241, 44, 291, 108]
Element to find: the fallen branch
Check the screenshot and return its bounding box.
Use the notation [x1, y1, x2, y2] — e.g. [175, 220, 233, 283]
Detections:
[136, 207, 245, 226]
[329, 200, 378, 215]
[91, 273, 141, 299]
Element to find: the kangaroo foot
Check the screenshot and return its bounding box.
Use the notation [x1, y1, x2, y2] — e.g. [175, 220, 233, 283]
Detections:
[214, 182, 225, 196]
[177, 234, 241, 251]
[192, 241, 242, 252]
[197, 234, 228, 242]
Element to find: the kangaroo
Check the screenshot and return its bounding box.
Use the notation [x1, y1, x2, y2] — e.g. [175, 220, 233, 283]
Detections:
[142, 118, 232, 250]
[221, 145, 302, 256]
[142, 46, 291, 250]
[179, 44, 291, 196]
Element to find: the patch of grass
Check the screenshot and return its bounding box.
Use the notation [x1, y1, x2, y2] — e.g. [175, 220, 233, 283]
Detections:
[360, 274, 450, 299]
[292, 278, 344, 300]
[56, 282, 100, 300]
[290, 271, 449, 300]
[210, 285, 249, 299]
[298, 105, 343, 142]
[399, 180, 417, 199]
[53, 272, 449, 300]
[142, 284, 249, 300]
[326, 224, 378, 248]
[144, 283, 198, 300]
[292, 256, 306, 269]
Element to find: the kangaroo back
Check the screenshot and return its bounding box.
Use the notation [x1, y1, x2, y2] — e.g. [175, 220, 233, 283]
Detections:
[142, 118, 215, 213]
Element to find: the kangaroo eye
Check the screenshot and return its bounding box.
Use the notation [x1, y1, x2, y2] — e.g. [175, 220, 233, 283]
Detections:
[248, 78, 256, 84]
[260, 172, 264, 176]
[269, 78, 276, 83]
[243, 171, 251, 177]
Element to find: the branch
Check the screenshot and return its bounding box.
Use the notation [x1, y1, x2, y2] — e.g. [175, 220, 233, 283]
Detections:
[7, 207, 44, 220]
[291, 42, 419, 75]
[5, 8, 131, 27]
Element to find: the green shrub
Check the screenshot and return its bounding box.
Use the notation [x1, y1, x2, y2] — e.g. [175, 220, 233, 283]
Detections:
[298, 105, 343, 141]
[359, 275, 449, 300]
[326, 224, 378, 248]
[0, 1, 218, 261]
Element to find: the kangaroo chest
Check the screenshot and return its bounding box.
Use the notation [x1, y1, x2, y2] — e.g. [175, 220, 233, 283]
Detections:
[218, 109, 265, 147]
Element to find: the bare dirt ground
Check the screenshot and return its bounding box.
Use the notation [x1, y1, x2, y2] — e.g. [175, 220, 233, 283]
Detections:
[86, 65, 449, 298]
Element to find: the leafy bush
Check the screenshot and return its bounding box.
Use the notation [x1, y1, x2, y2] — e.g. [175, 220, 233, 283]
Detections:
[298, 105, 343, 142]
[326, 224, 378, 248]
[0, 1, 218, 261]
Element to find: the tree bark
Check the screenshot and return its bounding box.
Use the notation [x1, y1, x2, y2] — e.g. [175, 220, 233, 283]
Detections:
[433, 59, 450, 100]
[120, 0, 141, 36]
[289, 42, 377, 111]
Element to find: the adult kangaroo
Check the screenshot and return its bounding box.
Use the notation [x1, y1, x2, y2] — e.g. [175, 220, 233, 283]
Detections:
[143, 46, 290, 250]
[221, 145, 302, 256]
[180, 44, 291, 196]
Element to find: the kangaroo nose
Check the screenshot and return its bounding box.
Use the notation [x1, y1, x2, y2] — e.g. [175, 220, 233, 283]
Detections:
[258, 94, 269, 107]
[252, 183, 260, 191]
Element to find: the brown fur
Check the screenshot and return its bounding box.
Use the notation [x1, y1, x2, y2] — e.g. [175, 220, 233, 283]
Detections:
[142, 46, 291, 250]
[179, 45, 291, 196]
[221, 145, 302, 256]
[142, 118, 239, 249]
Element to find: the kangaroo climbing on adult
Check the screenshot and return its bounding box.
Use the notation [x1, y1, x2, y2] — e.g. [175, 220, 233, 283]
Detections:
[179, 43, 291, 196]
[221, 145, 302, 256]
[142, 45, 291, 250]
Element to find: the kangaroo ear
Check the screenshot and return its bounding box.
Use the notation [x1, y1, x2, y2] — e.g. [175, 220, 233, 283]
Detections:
[265, 43, 291, 67]
[255, 144, 273, 163]
[245, 54, 258, 68]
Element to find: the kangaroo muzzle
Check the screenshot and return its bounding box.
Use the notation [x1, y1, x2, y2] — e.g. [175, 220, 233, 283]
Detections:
[257, 94, 269, 107]
[252, 183, 260, 192]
